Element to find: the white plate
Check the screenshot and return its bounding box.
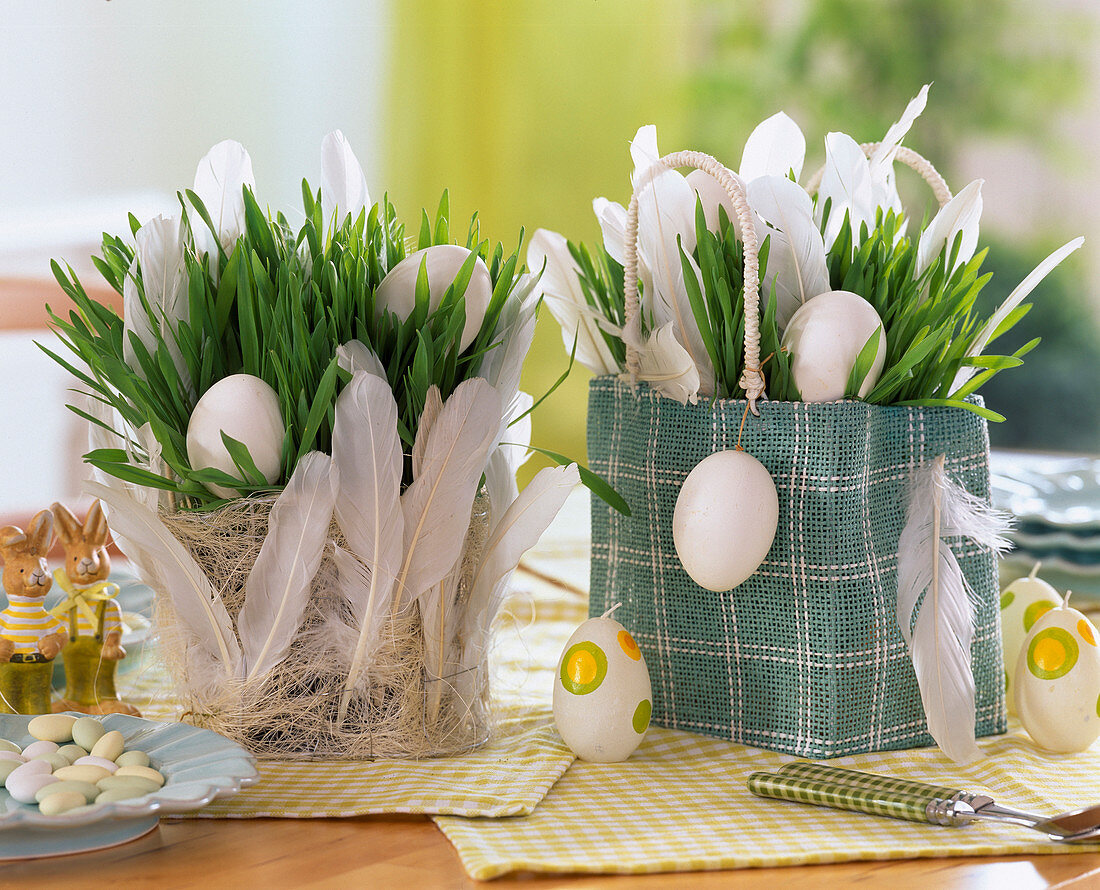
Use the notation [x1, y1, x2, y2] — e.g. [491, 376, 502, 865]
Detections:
[0, 713, 258, 859]
[991, 451, 1100, 529]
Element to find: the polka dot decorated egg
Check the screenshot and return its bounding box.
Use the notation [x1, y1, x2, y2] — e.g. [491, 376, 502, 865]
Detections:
[553, 609, 652, 762]
[1014, 594, 1100, 754]
[998, 565, 1062, 714]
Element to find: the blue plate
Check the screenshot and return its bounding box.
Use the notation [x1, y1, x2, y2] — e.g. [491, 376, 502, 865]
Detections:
[0, 713, 258, 859]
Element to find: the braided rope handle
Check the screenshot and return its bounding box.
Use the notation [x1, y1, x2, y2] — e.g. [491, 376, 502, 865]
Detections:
[623, 151, 766, 413]
[805, 143, 953, 208]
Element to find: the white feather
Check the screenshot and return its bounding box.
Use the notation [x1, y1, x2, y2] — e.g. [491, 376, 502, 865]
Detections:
[394, 378, 501, 613]
[629, 124, 661, 185]
[816, 132, 874, 251]
[896, 455, 1011, 763]
[484, 391, 534, 532]
[916, 180, 983, 277]
[123, 215, 192, 393]
[685, 169, 738, 235]
[124, 422, 165, 512]
[869, 85, 930, 216]
[748, 175, 830, 329]
[336, 340, 388, 381]
[237, 452, 335, 682]
[458, 464, 580, 701]
[633, 321, 702, 405]
[192, 139, 255, 257]
[321, 130, 371, 226]
[739, 111, 807, 183]
[412, 385, 444, 480]
[477, 273, 541, 446]
[593, 197, 629, 265]
[84, 480, 241, 678]
[637, 167, 714, 391]
[956, 236, 1085, 390]
[528, 228, 619, 376]
[330, 372, 405, 720]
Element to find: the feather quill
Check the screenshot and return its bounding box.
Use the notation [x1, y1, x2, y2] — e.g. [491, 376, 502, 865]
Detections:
[321, 130, 371, 227]
[237, 452, 336, 682]
[916, 180, 984, 278]
[394, 379, 501, 615]
[896, 454, 1010, 763]
[739, 111, 807, 183]
[816, 132, 874, 251]
[330, 372, 405, 720]
[528, 228, 619, 376]
[192, 140, 255, 257]
[84, 480, 241, 679]
[748, 175, 830, 329]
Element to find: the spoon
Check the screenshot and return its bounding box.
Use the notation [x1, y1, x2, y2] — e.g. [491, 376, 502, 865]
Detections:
[747, 762, 1100, 843]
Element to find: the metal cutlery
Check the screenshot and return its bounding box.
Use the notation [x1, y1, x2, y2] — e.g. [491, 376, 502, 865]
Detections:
[747, 761, 1100, 843]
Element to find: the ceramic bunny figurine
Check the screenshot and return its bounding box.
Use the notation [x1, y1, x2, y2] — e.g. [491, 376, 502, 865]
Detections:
[49, 500, 139, 716]
[0, 510, 66, 713]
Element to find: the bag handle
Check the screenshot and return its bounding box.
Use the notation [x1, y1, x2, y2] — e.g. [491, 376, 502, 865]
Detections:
[623, 144, 950, 416]
[805, 143, 953, 207]
[623, 151, 766, 413]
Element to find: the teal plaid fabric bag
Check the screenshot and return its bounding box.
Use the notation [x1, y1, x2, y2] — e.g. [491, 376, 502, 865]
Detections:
[587, 376, 1007, 758]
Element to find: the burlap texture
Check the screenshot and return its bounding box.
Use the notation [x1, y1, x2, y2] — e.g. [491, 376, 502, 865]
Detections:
[587, 376, 1006, 758]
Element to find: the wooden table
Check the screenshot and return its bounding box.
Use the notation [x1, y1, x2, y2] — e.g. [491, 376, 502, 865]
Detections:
[3, 816, 1098, 888]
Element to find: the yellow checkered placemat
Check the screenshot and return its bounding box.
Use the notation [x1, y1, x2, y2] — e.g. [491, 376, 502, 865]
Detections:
[434, 722, 1100, 880]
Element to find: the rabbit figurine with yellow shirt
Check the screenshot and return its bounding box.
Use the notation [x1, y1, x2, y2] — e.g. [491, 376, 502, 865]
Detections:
[49, 500, 140, 715]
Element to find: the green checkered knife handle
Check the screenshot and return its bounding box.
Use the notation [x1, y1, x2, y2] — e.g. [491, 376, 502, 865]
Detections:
[776, 762, 964, 802]
[747, 771, 939, 824]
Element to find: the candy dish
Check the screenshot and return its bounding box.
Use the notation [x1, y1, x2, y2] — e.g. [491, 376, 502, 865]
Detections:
[0, 713, 258, 859]
[990, 452, 1100, 529]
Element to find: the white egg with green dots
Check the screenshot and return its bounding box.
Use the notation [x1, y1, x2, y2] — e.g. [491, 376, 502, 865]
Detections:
[998, 563, 1063, 714]
[1014, 593, 1100, 754]
[553, 608, 652, 763]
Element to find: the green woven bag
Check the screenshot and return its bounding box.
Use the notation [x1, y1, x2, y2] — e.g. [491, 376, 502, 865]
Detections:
[586, 149, 1007, 758]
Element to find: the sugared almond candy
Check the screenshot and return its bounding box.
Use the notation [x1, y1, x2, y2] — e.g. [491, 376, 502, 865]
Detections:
[39, 791, 87, 816]
[36, 780, 100, 805]
[74, 755, 118, 774]
[0, 738, 22, 755]
[53, 764, 112, 784]
[98, 774, 160, 795]
[28, 714, 77, 743]
[115, 750, 150, 769]
[31, 752, 69, 772]
[114, 765, 165, 787]
[90, 730, 125, 762]
[0, 761, 21, 783]
[71, 718, 106, 752]
[6, 767, 58, 804]
[0, 751, 23, 764]
[21, 740, 58, 759]
[56, 745, 87, 764]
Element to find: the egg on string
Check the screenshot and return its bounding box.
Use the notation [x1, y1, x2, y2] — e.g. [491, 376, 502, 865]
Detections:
[781, 290, 886, 402]
[186, 374, 286, 498]
[553, 605, 652, 762]
[998, 562, 1063, 714]
[673, 450, 778, 592]
[1014, 591, 1100, 754]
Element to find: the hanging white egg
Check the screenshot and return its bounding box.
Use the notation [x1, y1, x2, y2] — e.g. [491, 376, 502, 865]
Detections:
[1014, 592, 1100, 754]
[999, 563, 1063, 714]
[186, 374, 285, 498]
[374, 244, 492, 351]
[673, 450, 778, 591]
[782, 290, 886, 402]
[553, 607, 652, 762]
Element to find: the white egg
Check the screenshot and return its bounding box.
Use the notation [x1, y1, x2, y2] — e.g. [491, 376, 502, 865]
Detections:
[673, 450, 778, 591]
[186, 374, 285, 498]
[1014, 597, 1100, 753]
[782, 290, 886, 402]
[553, 614, 652, 762]
[375, 244, 492, 352]
[998, 566, 1063, 714]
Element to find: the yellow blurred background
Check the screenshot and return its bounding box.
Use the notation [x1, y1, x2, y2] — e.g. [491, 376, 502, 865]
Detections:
[1, 0, 1098, 517]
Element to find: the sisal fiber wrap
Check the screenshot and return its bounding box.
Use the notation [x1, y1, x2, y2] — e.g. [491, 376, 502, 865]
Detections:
[587, 376, 1006, 758]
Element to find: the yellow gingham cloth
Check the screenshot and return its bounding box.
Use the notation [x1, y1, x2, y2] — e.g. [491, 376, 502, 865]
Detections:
[119, 489, 1100, 877]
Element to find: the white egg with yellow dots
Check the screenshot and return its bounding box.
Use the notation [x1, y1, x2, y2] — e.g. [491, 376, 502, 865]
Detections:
[553, 608, 652, 762]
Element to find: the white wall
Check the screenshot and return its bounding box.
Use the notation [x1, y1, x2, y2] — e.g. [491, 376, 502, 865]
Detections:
[0, 0, 389, 518]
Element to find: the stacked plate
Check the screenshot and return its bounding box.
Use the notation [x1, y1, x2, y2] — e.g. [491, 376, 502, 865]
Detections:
[990, 450, 1100, 599]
